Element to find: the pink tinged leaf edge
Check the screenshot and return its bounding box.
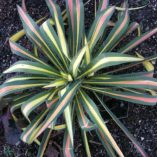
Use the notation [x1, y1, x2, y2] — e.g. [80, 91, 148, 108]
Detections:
[144, 72, 154, 78]
[22, 0, 27, 12]
[78, 104, 90, 129]
[122, 28, 157, 53]
[9, 41, 31, 57]
[0, 86, 15, 96]
[115, 9, 129, 37]
[91, 6, 115, 45]
[100, 9, 129, 53]
[34, 82, 80, 139]
[126, 22, 139, 36]
[116, 93, 157, 103]
[101, 0, 109, 11]
[94, 7, 115, 39]
[46, 98, 59, 109]
[17, 6, 42, 41]
[65, 134, 71, 157]
[133, 142, 149, 157]
[10, 42, 21, 53]
[48, 0, 58, 19]
[68, 0, 74, 32]
[105, 80, 157, 86]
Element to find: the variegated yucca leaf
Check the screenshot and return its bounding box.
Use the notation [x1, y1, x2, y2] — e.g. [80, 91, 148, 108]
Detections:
[66, 0, 84, 57]
[97, 129, 117, 157]
[17, 5, 65, 71]
[79, 90, 124, 157]
[98, 8, 130, 54]
[76, 97, 96, 131]
[83, 85, 157, 106]
[1, 0, 157, 157]
[3, 61, 62, 78]
[21, 81, 80, 144]
[97, 0, 109, 12]
[60, 87, 74, 146]
[84, 75, 157, 89]
[4, 75, 54, 83]
[95, 93, 148, 157]
[0, 80, 47, 97]
[37, 129, 52, 157]
[40, 20, 69, 69]
[21, 91, 51, 120]
[88, 6, 115, 52]
[78, 53, 142, 78]
[81, 130, 92, 157]
[120, 28, 157, 53]
[63, 130, 74, 157]
[9, 41, 48, 66]
[46, 0, 70, 60]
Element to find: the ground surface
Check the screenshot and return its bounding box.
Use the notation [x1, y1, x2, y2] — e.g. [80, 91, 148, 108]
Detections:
[0, 0, 157, 157]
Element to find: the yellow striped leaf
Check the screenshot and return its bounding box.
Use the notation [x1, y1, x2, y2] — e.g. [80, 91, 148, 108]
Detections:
[88, 6, 115, 52]
[22, 91, 51, 120]
[5, 75, 54, 83]
[63, 130, 74, 157]
[79, 90, 124, 157]
[60, 87, 74, 146]
[37, 129, 52, 157]
[9, 41, 47, 66]
[76, 98, 96, 131]
[69, 45, 88, 77]
[3, 61, 61, 78]
[66, 0, 84, 56]
[78, 53, 142, 79]
[21, 81, 81, 144]
[0, 80, 46, 98]
[83, 86, 157, 106]
[40, 20, 68, 69]
[46, 0, 69, 59]
[43, 79, 67, 88]
[17, 5, 64, 71]
[98, 9, 129, 54]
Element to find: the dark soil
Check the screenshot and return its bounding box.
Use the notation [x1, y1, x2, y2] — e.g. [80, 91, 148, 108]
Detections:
[0, 0, 157, 157]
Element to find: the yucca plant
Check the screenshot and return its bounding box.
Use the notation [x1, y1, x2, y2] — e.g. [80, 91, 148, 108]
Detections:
[1, 0, 157, 156]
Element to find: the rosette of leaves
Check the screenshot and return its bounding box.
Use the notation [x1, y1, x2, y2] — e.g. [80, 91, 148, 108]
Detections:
[1, 0, 157, 156]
